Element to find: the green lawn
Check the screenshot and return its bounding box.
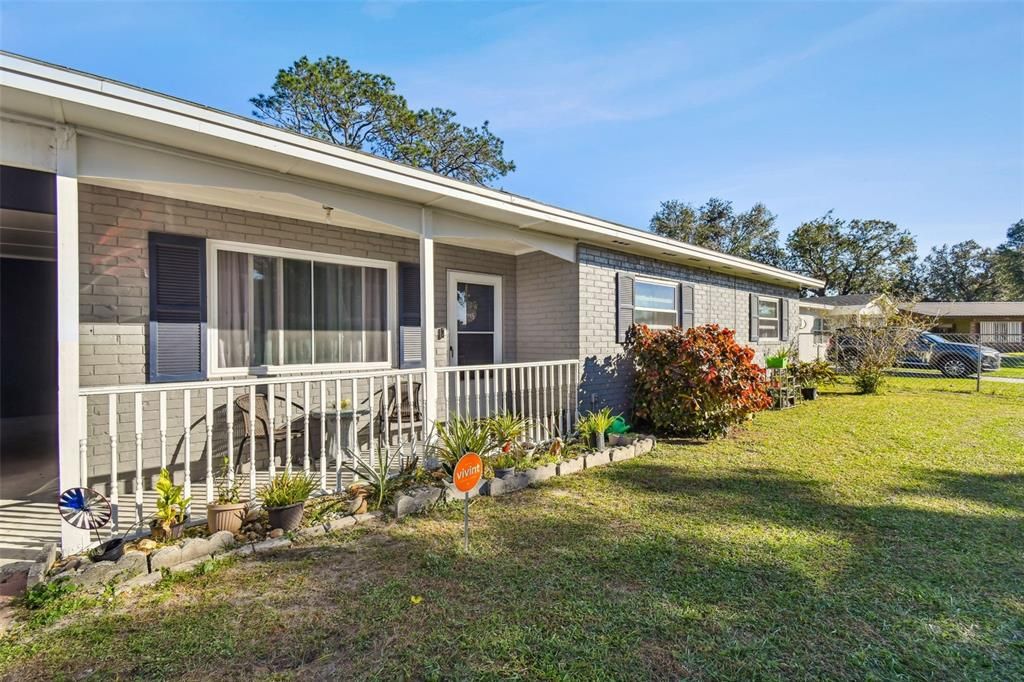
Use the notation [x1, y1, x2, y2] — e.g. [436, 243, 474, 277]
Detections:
[3, 382, 1023, 681]
[990, 366, 1024, 379]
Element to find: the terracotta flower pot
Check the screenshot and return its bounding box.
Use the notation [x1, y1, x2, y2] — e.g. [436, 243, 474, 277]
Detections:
[207, 501, 247, 534]
[267, 502, 304, 532]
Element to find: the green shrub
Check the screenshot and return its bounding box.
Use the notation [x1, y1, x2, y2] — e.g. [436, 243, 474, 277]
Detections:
[626, 323, 772, 438]
[257, 472, 318, 509]
[793, 360, 837, 388]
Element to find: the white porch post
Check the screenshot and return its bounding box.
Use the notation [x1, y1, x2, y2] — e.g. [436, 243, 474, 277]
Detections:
[56, 126, 89, 554]
[420, 208, 437, 434]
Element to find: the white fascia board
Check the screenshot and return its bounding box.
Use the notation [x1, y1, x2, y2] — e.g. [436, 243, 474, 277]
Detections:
[1, 53, 824, 289]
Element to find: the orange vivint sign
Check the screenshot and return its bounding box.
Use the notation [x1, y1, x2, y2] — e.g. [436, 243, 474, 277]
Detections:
[453, 452, 483, 493]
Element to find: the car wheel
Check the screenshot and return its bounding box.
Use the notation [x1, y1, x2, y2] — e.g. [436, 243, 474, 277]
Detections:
[937, 356, 973, 378]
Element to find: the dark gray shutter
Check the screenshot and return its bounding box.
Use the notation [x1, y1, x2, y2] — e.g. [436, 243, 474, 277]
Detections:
[616, 272, 635, 343]
[398, 262, 422, 368]
[749, 293, 760, 342]
[148, 233, 206, 383]
[780, 297, 789, 342]
[679, 283, 695, 331]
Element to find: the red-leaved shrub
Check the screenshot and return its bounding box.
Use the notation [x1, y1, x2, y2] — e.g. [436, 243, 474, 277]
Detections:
[625, 323, 772, 438]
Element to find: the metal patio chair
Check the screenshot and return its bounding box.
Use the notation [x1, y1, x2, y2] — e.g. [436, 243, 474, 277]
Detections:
[234, 392, 307, 469]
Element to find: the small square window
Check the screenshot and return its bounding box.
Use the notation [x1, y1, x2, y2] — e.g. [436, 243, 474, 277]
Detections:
[634, 280, 678, 329]
[756, 297, 781, 339]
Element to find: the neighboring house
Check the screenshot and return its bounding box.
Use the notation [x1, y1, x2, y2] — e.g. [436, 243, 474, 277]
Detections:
[809, 293, 892, 323]
[0, 53, 822, 555]
[801, 294, 1024, 353]
[795, 299, 831, 361]
[908, 301, 1024, 349]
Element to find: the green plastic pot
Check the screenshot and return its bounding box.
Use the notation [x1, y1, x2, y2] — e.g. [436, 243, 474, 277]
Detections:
[765, 356, 788, 369]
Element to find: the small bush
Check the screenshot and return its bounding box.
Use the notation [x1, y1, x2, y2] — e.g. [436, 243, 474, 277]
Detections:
[625, 323, 772, 438]
[257, 472, 318, 509]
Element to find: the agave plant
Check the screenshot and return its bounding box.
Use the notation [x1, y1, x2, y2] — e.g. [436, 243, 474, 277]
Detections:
[486, 413, 531, 454]
[342, 444, 417, 512]
[428, 416, 495, 469]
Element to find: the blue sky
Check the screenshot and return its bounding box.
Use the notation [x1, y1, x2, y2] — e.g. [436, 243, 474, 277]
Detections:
[2, 1, 1022, 252]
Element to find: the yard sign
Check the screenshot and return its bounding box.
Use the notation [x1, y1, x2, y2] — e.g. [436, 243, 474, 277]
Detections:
[453, 452, 482, 550]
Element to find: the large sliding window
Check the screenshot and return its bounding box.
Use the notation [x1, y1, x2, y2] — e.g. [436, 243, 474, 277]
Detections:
[212, 243, 392, 372]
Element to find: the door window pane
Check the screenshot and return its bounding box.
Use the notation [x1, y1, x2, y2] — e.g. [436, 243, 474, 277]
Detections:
[456, 283, 494, 332]
[282, 259, 312, 364]
[457, 333, 494, 365]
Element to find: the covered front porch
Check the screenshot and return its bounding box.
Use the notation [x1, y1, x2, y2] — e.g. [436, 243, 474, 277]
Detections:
[2, 130, 583, 561]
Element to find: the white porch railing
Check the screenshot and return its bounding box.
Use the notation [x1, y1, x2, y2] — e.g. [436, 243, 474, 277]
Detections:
[436, 359, 580, 444]
[79, 368, 427, 531]
[77, 359, 580, 531]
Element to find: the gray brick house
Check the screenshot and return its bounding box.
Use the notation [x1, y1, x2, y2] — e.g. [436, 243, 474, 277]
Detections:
[0, 53, 822, 556]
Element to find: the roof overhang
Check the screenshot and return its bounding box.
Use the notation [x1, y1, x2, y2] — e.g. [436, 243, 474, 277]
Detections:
[0, 52, 823, 289]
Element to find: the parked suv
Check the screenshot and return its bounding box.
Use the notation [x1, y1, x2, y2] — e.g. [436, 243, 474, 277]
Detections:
[829, 331, 1002, 378]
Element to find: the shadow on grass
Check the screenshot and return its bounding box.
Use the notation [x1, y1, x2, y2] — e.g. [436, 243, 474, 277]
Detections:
[894, 468, 1024, 512]
[7, 462, 1024, 681]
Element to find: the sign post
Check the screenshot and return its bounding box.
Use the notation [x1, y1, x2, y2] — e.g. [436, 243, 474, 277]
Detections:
[452, 452, 483, 551]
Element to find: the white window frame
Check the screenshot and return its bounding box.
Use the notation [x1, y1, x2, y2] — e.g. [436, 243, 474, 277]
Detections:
[633, 275, 679, 330]
[756, 296, 782, 341]
[447, 270, 503, 366]
[206, 240, 397, 376]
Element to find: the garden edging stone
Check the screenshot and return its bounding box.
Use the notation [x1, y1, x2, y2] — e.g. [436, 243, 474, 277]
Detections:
[66, 437, 659, 593]
[524, 463, 557, 484]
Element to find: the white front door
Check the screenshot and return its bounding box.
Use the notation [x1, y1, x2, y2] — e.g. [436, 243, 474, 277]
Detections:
[447, 271, 502, 366]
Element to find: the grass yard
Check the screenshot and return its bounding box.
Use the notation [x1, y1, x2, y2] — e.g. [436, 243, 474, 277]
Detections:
[3, 381, 1022, 681]
[990, 366, 1024, 380]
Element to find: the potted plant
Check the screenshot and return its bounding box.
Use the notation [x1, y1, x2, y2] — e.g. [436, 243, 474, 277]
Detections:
[207, 458, 248, 534]
[151, 468, 190, 541]
[257, 472, 318, 532]
[88, 538, 125, 563]
[491, 451, 519, 479]
[793, 359, 837, 400]
[579, 408, 618, 450]
[765, 348, 789, 369]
